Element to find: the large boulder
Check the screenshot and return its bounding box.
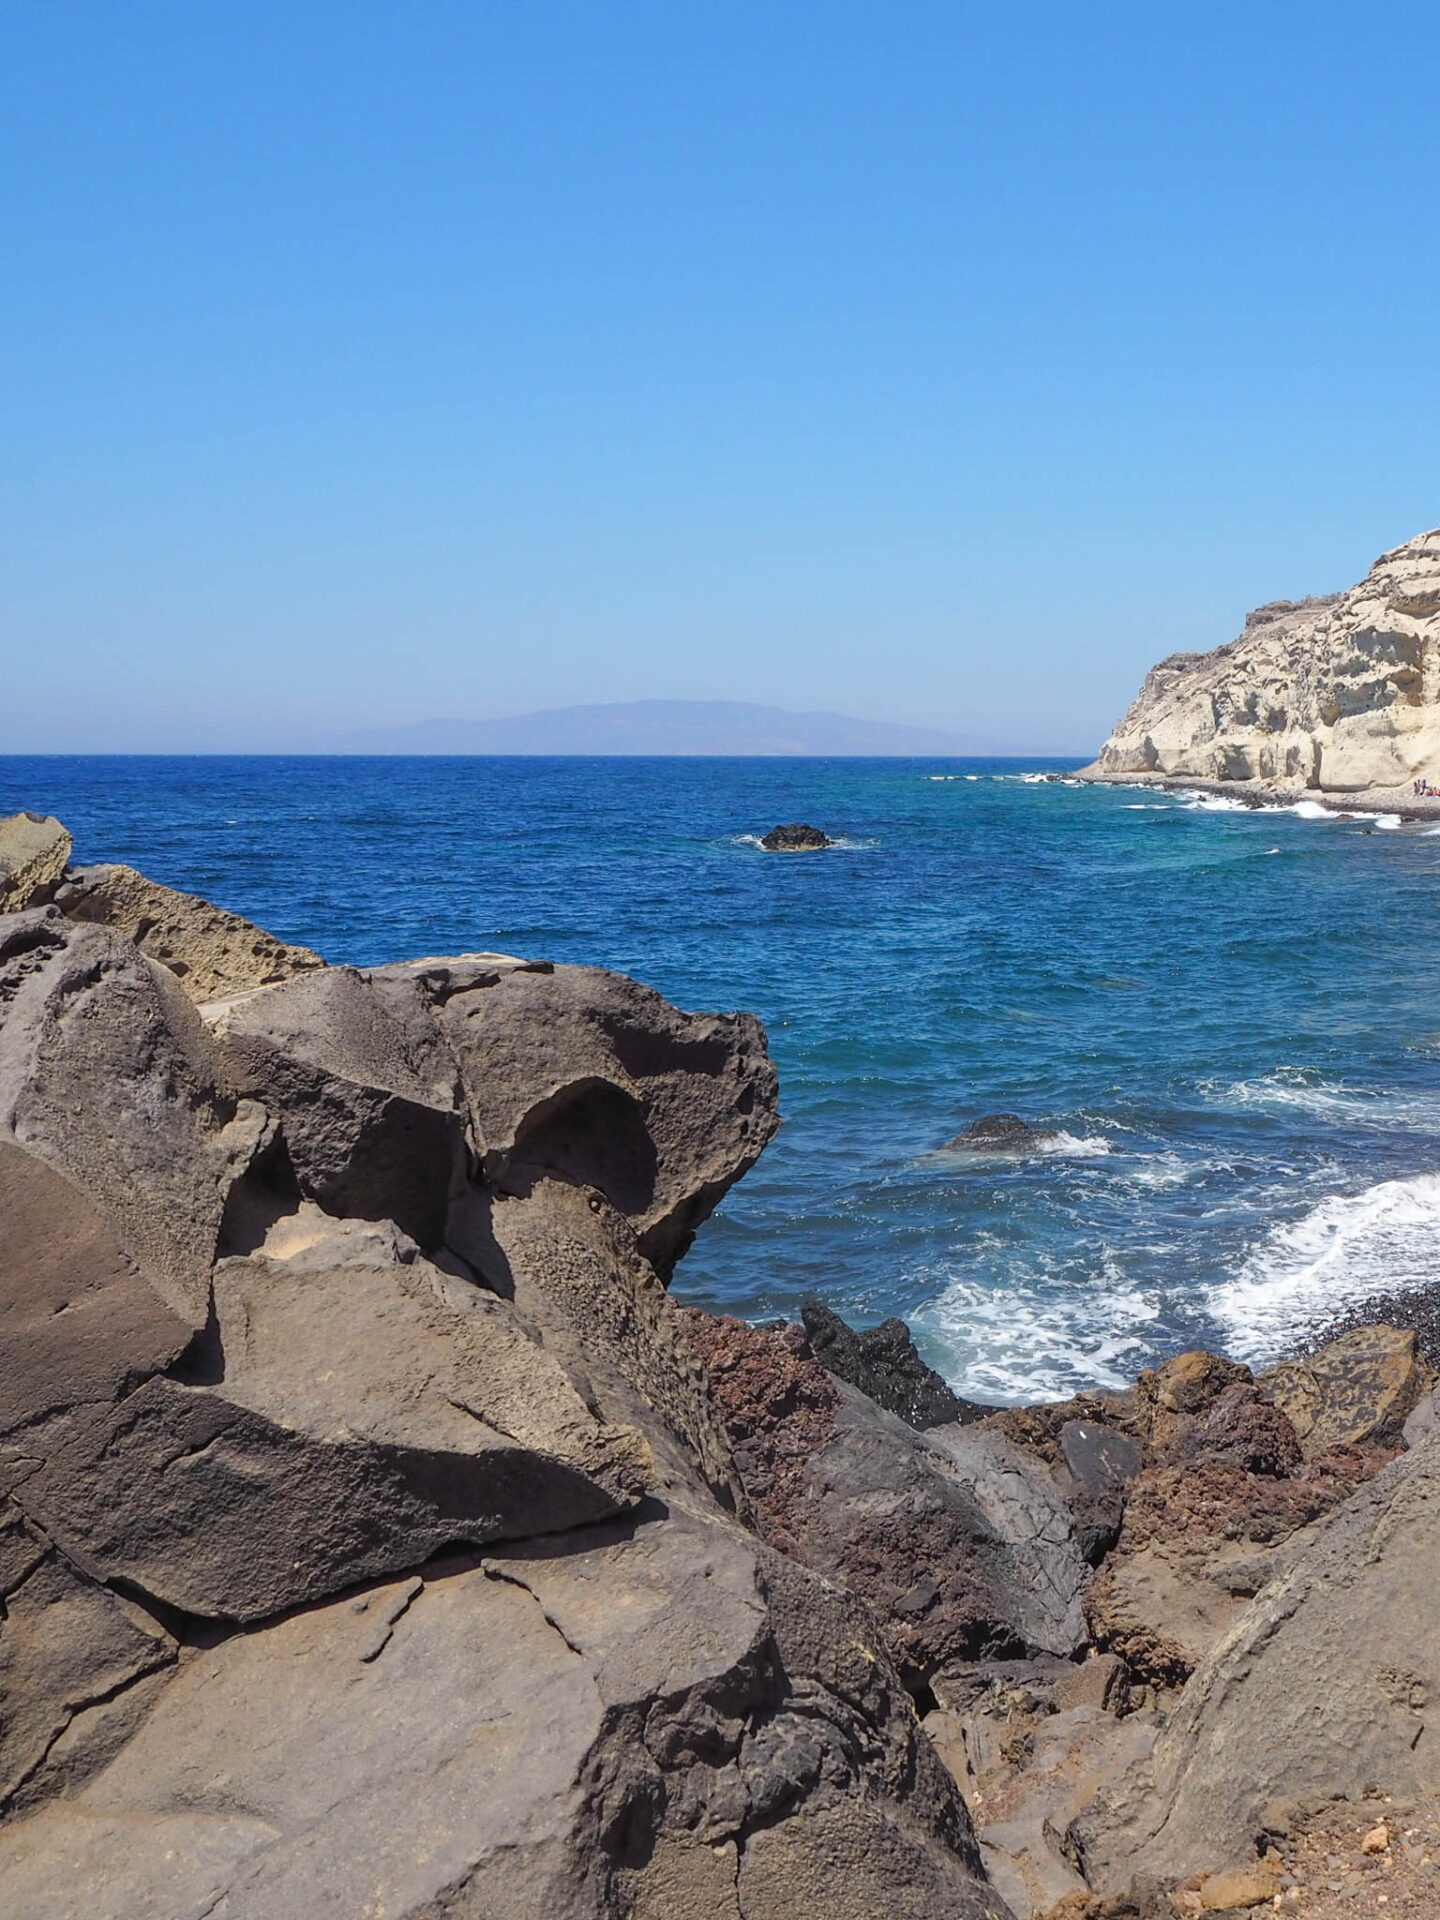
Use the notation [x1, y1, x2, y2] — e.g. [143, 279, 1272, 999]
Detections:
[0, 911, 266, 1324]
[205, 964, 467, 1249]
[57, 862, 324, 1000]
[1070, 1424, 1440, 1892]
[1258, 1324, 1435, 1456]
[0, 1507, 1009, 1920]
[0, 814, 71, 911]
[378, 953, 780, 1277]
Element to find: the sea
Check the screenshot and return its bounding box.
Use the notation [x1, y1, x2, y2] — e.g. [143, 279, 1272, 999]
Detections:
[7, 752, 1440, 1406]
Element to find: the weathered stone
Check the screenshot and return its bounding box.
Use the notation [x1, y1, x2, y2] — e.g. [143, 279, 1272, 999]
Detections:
[1260, 1324, 1436, 1455]
[0, 914, 266, 1323]
[9, 1214, 648, 1622]
[1070, 1424, 1440, 1890]
[683, 1311, 1088, 1677]
[0, 1140, 194, 1437]
[206, 965, 465, 1248]
[1053, 1420, 1143, 1563]
[57, 862, 323, 1000]
[801, 1299, 979, 1429]
[1196, 1867, 1281, 1911]
[0, 1551, 174, 1812]
[0, 1510, 1010, 1919]
[380, 954, 779, 1277]
[0, 813, 71, 911]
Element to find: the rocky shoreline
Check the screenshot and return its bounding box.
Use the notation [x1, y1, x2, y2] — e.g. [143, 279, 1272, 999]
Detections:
[1067, 767, 1440, 825]
[5, 808, 1440, 1918]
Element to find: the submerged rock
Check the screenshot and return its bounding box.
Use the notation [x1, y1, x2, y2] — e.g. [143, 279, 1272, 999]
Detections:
[800, 1298, 979, 1430]
[760, 822, 833, 850]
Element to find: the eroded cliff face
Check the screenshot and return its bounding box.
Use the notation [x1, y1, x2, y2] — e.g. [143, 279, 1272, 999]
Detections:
[1090, 527, 1440, 793]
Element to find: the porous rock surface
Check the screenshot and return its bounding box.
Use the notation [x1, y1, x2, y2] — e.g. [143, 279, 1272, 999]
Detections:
[0, 813, 71, 911]
[0, 838, 1007, 1919]
[1071, 1423, 1440, 1892]
[1084, 526, 1440, 794]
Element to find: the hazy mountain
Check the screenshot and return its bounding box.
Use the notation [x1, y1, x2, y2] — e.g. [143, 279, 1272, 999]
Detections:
[340, 700, 1026, 756]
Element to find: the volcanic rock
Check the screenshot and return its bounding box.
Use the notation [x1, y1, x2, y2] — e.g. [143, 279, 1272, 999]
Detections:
[760, 822, 833, 850]
[801, 1298, 980, 1429]
[56, 861, 324, 1000]
[947, 1113, 1059, 1150]
[1259, 1323, 1435, 1456]
[1070, 1423, 1440, 1892]
[0, 828, 1013, 1916]
[0, 814, 71, 911]
[681, 1312, 1088, 1682]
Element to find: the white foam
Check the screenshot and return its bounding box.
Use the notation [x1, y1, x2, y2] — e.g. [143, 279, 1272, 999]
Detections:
[1122, 802, 1172, 810]
[1372, 813, 1402, 830]
[1037, 1130, 1113, 1157]
[1287, 800, 1336, 821]
[966, 774, 980, 781]
[919, 1258, 1162, 1401]
[1212, 1069, 1440, 1132]
[1208, 1171, 1440, 1363]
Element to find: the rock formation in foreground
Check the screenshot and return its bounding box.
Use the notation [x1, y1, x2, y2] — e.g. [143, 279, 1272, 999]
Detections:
[1084, 526, 1440, 796]
[9, 807, 1440, 1917]
[0, 814, 1009, 1920]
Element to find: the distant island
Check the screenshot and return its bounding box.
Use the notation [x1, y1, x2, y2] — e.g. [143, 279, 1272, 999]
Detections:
[339, 699, 1039, 757]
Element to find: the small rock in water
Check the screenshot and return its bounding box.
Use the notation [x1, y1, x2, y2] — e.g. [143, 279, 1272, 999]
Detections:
[946, 1112, 1058, 1151]
[759, 822, 833, 850]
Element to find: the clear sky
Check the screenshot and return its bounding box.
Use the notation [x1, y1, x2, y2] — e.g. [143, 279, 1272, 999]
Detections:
[3, 2, 1437, 752]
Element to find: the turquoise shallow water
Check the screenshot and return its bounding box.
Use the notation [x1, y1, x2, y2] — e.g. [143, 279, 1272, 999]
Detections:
[7, 753, 1440, 1402]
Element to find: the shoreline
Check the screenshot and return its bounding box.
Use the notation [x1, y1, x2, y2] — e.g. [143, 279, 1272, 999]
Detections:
[1067, 763, 1440, 823]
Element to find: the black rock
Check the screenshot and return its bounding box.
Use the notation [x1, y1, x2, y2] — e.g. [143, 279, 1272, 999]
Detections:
[760, 823, 833, 851]
[1053, 1418, 1143, 1564]
[945, 1113, 1058, 1151]
[799, 1299, 984, 1430]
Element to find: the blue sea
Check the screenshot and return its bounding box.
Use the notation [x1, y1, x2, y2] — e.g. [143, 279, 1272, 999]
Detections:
[7, 753, 1440, 1404]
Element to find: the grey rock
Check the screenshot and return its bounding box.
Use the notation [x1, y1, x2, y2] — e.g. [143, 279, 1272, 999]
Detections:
[1053, 1418, 1143, 1564]
[206, 965, 466, 1249]
[945, 1113, 1059, 1150]
[0, 1509, 1009, 1919]
[0, 813, 71, 910]
[0, 913, 266, 1324]
[801, 1299, 981, 1429]
[1403, 1388, 1436, 1449]
[787, 1383, 1088, 1681]
[0, 1139, 193, 1438]
[1070, 1422, 1440, 1889]
[384, 954, 779, 1276]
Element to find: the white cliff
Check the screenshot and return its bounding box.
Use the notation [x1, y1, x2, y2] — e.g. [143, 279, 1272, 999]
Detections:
[1086, 526, 1440, 795]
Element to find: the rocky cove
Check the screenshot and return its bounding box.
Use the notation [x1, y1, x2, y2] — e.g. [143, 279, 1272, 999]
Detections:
[4, 811, 1440, 1918]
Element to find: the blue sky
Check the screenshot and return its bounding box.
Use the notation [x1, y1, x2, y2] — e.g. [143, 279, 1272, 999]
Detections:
[3, 2, 1437, 751]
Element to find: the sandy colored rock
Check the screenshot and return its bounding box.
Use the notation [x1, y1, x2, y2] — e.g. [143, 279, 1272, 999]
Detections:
[0, 813, 71, 910]
[1083, 526, 1440, 794]
[1260, 1325, 1435, 1456]
[58, 861, 324, 1000]
[1197, 1866, 1281, 1910]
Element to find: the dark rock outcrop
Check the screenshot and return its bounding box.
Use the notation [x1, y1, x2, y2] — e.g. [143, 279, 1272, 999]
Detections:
[947, 1113, 1059, 1150]
[0, 832, 1009, 1919]
[682, 1310, 1088, 1686]
[801, 1297, 981, 1429]
[760, 822, 833, 850]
